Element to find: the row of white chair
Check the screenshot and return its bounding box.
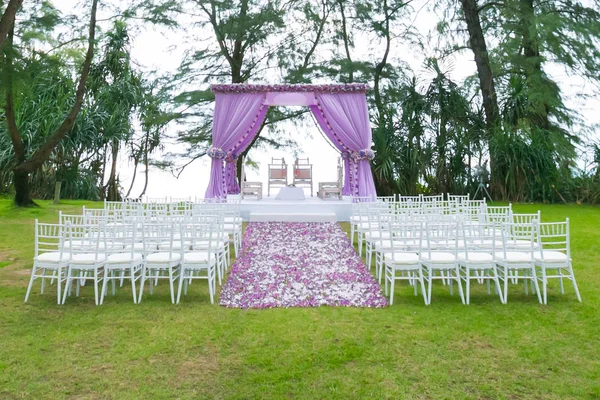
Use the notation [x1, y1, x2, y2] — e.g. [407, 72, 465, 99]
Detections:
[350, 200, 581, 305]
[25, 201, 242, 305]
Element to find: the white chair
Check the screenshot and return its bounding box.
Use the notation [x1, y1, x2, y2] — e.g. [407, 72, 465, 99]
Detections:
[350, 196, 375, 255]
[495, 222, 542, 303]
[421, 221, 465, 304]
[177, 219, 218, 304]
[138, 222, 181, 304]
[25, 220, 70, 304]
[459, 222, 504, 304]
[534, 219, 581, 304]
[384, 220, 427, 305]
[100, 222, 144, 304]
[293, 157, 313, 196]
[62, 222, 107, 305]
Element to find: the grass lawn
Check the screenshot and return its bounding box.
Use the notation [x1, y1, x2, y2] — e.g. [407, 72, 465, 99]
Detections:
[0, 199, 599, 399]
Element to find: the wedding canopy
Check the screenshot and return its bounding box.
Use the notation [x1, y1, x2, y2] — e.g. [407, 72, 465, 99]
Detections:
[204, 83, 377, 199]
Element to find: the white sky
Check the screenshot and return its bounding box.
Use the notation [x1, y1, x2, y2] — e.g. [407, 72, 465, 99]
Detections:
[52, 0, 600, 198]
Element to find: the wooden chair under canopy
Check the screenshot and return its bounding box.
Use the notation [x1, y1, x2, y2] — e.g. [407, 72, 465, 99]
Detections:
[293, 158, 313, 196]
[318, 158, 343, 200]
[240, 158, 263, 200]
[267, 158, 288, 197]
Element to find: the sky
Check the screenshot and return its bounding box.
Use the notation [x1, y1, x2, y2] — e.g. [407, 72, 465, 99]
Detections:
[53, 0, 600, 199]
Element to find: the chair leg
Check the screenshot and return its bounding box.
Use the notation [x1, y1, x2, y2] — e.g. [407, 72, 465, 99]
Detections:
[62, 268, 72, 305]
[25, 266, 38, 303]
[100, 268, 109, 305]
[465, 268, 470, 305]
[93, 269, 100, 306]
[176, 267, 185, 304]
[168, 267, 175, 304]
[419, 270, 428, 305]
[570, 264, 582, 302]
[138, 265, 147, 303]
[130, 266, 138, 304]
[389, 275, 395, 306]
[532, 266, 543, 304]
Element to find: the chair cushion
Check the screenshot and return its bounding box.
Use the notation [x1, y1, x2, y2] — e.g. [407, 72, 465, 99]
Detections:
[182, 252, 215, 264]
[350, 216, 369, 222]
[384, 252, 420, 264]
[125, 242, 149, 251]
[159, 241, 188, 251]
[457, 252, 494, 262]
[35, 251, 70, 262]
[494, 251, 532, 263]
[223, 223, 240, 231]
[71, 253, 107, 264]
[533, 251, 568, 262]
[420, 252, 457, 263]
[145, 252, 181, 263]
[106, 253, 144, 264]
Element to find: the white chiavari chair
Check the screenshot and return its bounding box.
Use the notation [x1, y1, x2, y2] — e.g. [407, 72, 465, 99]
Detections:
[534, 219, 581, 303]
[25, 220, 69, 304]
[138, 222, 180, 304]
[62, 221, 107, 305]
[495, 222, 542, 303]
[100, 222, 144, 304]
[459, 221, 504, 304]
[384, 220, 427, 305]
[421, 221, 465, 304]
[178, 218, 218, 304]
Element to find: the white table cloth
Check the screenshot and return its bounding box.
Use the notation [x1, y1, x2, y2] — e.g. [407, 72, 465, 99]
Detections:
[275, 186, 306, 201]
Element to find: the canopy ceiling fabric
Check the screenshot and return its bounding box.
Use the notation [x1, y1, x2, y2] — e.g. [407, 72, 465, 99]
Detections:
[205, 84, 377, 199]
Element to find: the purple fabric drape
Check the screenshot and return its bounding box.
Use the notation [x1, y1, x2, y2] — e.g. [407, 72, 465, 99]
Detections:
[310, 92, 377, 198]
[205, 93, 268, 198]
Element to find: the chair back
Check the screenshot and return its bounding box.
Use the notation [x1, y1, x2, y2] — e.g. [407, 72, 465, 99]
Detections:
[34, 220, 67, 258]
[536, 219, 570, 259]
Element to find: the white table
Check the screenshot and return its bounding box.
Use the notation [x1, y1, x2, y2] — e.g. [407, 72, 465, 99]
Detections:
[275, 186, 306, 201]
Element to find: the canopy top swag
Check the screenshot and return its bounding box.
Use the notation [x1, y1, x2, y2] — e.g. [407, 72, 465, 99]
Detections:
[211, 83, 369, 94]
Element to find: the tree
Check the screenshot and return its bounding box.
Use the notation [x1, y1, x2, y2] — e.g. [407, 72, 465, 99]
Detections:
[3, 0, 98, 206]
[0, 0, 23, 53]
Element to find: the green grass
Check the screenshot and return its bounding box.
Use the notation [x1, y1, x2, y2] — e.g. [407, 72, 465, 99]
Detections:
[1, 200, 599, 399]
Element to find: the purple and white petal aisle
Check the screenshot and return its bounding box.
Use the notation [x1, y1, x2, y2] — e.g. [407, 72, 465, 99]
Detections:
[219, 222, 387, 309]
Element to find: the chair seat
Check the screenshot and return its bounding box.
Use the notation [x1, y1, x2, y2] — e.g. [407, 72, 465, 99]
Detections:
[533, 251, 569, 262]
[420, 252, 456, 263]
[35, 251, 70, 262]
[72, 253, 107, 264]
[384, 252, 420, 264]
[106, 253, 144, 264]
[145, 252, 181, 263]
[125, 242, 149, 251]
[458, 252, 494, 262]
[182, 252, 217, 264]
[159, 241, 188, 251]
[365, 231, 392, 239]
[494, 251, 532, 263]
[192, 239, 229, 250]
[350, 216, 369, 222]
[223, 223, 241, 231]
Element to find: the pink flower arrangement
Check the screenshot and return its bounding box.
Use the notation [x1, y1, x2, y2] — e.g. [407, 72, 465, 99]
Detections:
[219, 222, 387, 309]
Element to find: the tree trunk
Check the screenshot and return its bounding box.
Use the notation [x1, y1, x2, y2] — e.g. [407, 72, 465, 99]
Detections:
[106, 140, 120, 201]
[519, 0, 550, 131]
[0, 0, 22, 53]
[125, 156, 139, 198]
[53, 180, 62, 204]
[459, 0, 502, 196]
[6, 0, 98, 206]
[140, 152, 150, 198]
[337, 0, 353, 83]
[13, 169, 35, 206]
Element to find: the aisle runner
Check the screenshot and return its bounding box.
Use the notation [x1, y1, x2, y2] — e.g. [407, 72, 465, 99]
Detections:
[220, 222, 387, 309]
